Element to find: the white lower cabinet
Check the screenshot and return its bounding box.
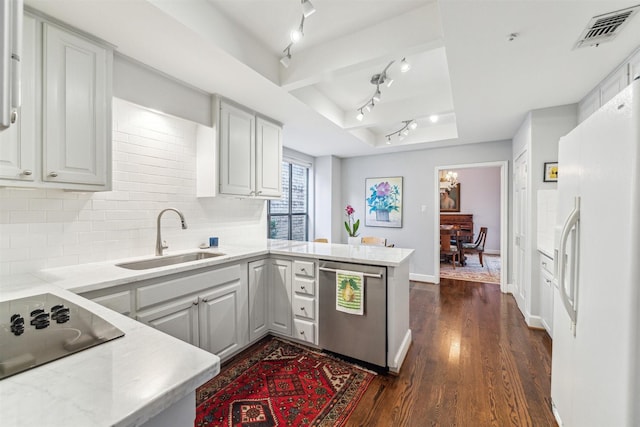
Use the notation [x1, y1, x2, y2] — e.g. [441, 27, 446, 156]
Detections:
[132, 263, 248, 362]
[539, 252, 554, 337]
[197, 280, 248, 360]
[292, 259, 318, 345]
[137, 296, 199, 347]
[268, 258, 292, 336]
[248, 259, 269, 341]
[248, 257, 317, 345]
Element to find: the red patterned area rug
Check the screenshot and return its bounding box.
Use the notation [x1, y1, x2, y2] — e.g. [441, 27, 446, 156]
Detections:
[195, 337, 375, 427]
[440, 253, 501, 284]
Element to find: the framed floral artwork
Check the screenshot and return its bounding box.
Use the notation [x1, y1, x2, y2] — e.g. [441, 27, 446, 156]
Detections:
[365, 177, 403, 228]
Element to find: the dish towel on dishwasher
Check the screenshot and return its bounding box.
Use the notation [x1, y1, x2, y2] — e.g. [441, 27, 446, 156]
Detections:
[336, 270, 364, 315]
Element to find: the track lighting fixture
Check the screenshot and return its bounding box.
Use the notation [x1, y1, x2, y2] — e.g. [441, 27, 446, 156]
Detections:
[384, 120, 417, 142]
[280, 2, 317, 67]
[355, 57, 411, 120]
[301, 0, 316, 18]
[355, 60, 394, 120]
[400, 57, 411, 73]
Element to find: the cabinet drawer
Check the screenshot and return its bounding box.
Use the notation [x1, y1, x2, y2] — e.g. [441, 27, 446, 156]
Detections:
[293, 295, 315, 320]
[91, 290, 131, 315]
[293, 319, 315, 344]
[539, 254, 553, 275]
[294, 277, 315, 296]
[293, 260, 315, 278]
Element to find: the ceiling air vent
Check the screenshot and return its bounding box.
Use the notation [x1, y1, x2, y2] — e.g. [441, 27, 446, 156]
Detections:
[574, 4, 640, 49]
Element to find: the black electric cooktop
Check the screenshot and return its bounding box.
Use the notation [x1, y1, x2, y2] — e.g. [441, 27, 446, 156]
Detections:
[0, 293, 124, 380]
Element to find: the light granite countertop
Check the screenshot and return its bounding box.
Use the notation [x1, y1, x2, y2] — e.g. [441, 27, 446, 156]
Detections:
[0, 276, 220, 427]
[33, 240, 414, 295]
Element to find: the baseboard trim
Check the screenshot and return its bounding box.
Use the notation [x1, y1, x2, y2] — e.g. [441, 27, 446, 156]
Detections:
[527, 314, 544, 329]
[410, 273, 437, 283]
[484, 249, 500, 255]
[390, 329, 412, 374]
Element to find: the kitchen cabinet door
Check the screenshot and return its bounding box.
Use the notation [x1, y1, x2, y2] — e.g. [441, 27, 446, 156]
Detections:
[255, 117, 282, 198]
[628, 48, 640, 82]
[219, 101, 255, 196]
[0, 14, 36, 183]
[198, 278, 249, 361]
[599, 66, 628, 107]
[539, 254, 554, 337]
[42, 23, 111, 187]
[268, 259, 292, 337]
[248, 259, 269, 341]
[137, 296, 200, 347]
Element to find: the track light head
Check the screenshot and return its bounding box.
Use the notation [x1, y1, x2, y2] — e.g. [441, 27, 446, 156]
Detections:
[400, 57, 411, 73]
[290, 15, 305, 43]
[280, 45, 292, 68]
[301, 0, 316, 17]
[386, 77, 394, 88]
[408, 121, 418, 130]
[372, 89, 381, 102]
[386, 136, 392, 145]
[356, 110, 364, 121]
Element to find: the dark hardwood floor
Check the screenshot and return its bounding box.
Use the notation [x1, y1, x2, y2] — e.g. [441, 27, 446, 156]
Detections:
[346, 279, 557, 427]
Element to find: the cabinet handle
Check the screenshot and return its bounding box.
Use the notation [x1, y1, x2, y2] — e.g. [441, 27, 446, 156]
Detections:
[545, 279, 552, 284]
[22, 169, 32, 176]
[48, 172, 58, 178]
[299, 330, 305, 335]
[249, 190, 256, 196]
[192, 301, 199, 306]
[300, 307, 305, 311]
[256, 190, 262, 195]
[10, 110, 17, 124]
[542, 262, 547, 267]
[300, 285, 305, 290]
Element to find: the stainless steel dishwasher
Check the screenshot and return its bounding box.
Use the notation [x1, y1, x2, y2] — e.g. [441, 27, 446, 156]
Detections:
[319, 260, 387, 368]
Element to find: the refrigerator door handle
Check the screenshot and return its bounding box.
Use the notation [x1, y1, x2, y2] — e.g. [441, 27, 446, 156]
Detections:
[557, 196, 580, 334]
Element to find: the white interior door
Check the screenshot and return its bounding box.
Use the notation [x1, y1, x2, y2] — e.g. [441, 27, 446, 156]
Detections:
[513, 151, 528, 310]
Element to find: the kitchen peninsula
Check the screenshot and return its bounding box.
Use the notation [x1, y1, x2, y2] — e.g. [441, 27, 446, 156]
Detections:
[1, 240, 413, 426]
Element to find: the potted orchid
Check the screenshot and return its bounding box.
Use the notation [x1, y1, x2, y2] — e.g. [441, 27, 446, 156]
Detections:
[344, 204, 360, 244]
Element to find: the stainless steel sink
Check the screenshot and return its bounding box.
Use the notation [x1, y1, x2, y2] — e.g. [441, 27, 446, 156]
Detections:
[116, 252, 225, 270]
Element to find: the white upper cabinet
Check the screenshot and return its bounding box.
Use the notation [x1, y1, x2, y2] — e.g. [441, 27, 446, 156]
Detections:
[255, 116, 282, 198]
[0, 12, 112, 191]
[42, 23, 110, 187]
[0, 14, 36, 182]
[219, 101, 255, 196]
[198, 96, 282, 198]
[578, 47, 640, 124]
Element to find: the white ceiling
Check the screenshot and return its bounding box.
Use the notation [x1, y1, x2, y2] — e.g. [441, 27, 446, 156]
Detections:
[24, 0, 640, 158]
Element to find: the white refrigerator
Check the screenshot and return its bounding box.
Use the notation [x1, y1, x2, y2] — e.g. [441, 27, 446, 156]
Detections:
[551, 78, 640, 427]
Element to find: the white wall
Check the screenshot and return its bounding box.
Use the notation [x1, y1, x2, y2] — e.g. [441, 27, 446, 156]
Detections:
[341, 140, 511, 280]
[0, 98, 267, 277]
[314, 155, 343, 243]
[454, 167, 501, 252]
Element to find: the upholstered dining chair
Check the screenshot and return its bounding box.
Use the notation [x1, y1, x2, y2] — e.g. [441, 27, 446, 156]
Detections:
[361, 236, 387, 246]
[313, 238, 328, 243]
[462, 227, 488, 266]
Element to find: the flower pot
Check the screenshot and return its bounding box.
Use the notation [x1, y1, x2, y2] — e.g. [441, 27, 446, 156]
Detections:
[375, 209, 390, 221]
[348, 236, 361, 245]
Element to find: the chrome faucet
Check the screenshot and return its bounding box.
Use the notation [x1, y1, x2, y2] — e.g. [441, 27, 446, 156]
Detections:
[156, 208, 188, 256]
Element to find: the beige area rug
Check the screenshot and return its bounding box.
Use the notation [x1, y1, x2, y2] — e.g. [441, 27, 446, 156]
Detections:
[440, 254, 501, 284]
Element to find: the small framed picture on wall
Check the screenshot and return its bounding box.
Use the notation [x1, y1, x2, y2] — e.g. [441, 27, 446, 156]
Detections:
[544, 162, 558, 182]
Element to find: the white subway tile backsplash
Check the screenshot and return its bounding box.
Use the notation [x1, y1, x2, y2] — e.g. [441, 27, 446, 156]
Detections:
[0, 98, 267, 276]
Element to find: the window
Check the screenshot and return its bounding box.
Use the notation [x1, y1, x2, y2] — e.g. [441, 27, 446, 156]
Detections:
[268, 161, 309, 241]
